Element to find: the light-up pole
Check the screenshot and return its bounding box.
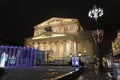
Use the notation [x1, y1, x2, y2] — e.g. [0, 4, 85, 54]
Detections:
[88, 5, 103, 23]
[92, 29, 104, 69]
[88, 5, 104, 69]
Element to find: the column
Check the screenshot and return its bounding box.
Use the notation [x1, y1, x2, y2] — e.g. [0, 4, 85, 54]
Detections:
[63, 40, 67, 57]
[60, 41, 63, 60]
[44, 42, 46, 51]
[40, 43, 44, 51]
[73, 41, 77, 56]
[72, 41, 77, 55]
[71, 41, 74, 55]
[49, 42, 52, 55]
[52, 42, 56, 60]
[66, 40, 71, 56]
[50, 42, 52, 52]
[56, 41, 59, 60]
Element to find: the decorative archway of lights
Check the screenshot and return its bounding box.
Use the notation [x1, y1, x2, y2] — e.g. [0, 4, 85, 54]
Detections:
[0, 45, 45, 67]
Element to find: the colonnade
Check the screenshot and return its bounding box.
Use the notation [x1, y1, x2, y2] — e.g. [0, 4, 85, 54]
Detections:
[33, 40, 77, 61]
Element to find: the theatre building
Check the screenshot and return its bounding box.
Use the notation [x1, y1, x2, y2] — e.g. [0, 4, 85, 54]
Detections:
[24, 17, 96, 63]
[112, 31, 120, 57]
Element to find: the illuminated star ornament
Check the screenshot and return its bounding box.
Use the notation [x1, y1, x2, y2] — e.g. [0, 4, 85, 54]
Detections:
[88, 5, 103, 22]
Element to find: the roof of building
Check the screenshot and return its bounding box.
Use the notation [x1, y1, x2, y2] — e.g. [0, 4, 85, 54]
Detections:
[34, 17, 83, 31]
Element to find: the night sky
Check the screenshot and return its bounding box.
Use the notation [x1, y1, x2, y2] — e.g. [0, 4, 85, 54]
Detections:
[0, 0, 120, 53]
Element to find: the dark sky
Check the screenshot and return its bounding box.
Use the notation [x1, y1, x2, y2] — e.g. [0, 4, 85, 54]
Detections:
[0, 0, 120, 53]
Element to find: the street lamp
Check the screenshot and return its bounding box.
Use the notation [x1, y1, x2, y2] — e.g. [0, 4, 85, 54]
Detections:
[92, 29, 104, 69]
[70, 54, 72, 58]
[88, 5, 104, 69]
[78, 52, 81, 57]
[88, 5, 103, 23]
[78, 52, 82, 60]
[69, 54, 73, 65]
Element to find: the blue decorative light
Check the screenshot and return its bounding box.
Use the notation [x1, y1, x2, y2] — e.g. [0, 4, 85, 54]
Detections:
[72, 56, 80, 66]
[0, 46, 41, 67]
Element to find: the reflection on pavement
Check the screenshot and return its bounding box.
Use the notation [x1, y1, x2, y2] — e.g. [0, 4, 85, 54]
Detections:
[77, 64, 113, 80]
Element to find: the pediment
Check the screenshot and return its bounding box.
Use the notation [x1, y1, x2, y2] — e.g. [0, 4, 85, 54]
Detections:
[34, 17, 79, 28]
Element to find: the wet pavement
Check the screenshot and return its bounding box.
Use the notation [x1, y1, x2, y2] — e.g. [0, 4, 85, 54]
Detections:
[0, 64, 116, 80]
[59, 63, 114, 80]
[0, 66, 79, 80]
[76, 66, 112, 80]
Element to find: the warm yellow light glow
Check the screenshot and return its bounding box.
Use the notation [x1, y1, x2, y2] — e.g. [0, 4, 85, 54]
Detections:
[32, 36, 49, 40]
[32, 34, 66, 40]
[52, 34, 65, 37]
[118, 36, 120, 38]
[63, 19, 72, 22]
[78, 53, 81, 56]
[40, 23, 48, 26]
[83, 50, 86, 53]
[113, 47, 115, 50]
[69, 72, 73, 74]
[25, 17, 95, 62]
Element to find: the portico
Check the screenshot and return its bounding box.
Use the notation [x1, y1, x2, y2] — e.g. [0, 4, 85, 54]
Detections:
[24, 17, 96, 63]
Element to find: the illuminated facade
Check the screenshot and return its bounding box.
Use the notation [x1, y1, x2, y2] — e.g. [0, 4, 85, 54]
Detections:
[112, 31, 120, 56]
[24, 17, 96, 62]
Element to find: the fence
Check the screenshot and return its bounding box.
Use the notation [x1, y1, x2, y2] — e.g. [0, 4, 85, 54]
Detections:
[0, 45, 37, 67]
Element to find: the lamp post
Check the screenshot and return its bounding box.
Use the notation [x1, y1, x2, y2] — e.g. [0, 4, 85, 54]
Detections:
[92, 29, 104, 69]
[88, 5, 104, 69]
[78, 52, 81, 60]
[69, 54, 72, 65]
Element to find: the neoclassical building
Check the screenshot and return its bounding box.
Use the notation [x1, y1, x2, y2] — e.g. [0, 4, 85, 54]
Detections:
[24, 17, 96, 63]
[112, 31, 120, 56]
